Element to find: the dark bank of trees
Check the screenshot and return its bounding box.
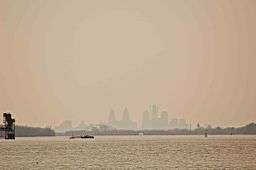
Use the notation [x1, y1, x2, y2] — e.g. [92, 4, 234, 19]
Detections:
[10, 123, 256, 137]
[15, 126, 55, 137]
[193, 123, 256, 135]
[64, 122, 256, 136]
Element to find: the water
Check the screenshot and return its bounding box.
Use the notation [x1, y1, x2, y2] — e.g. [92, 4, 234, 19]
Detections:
[1, 135, 256, 169]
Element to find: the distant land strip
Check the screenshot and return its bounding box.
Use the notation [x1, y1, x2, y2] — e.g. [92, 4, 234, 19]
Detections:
[63, 123, 256, 136]
[1, 123, 255, 138]
[15, 126, 55, 137]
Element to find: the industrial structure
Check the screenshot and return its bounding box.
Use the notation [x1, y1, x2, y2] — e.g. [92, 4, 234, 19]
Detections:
[0, 113, 15, 139]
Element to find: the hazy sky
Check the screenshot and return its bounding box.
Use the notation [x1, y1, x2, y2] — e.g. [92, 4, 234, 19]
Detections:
[1, 0, 256, 127]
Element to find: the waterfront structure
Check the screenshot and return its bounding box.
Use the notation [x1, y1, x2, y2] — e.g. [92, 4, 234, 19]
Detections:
[0, 113, 15, 139]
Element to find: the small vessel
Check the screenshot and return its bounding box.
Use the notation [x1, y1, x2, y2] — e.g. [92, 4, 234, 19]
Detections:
[69, 136, 76, 139]
[69, 135, 94, 139]
[81, 135, 94, 139]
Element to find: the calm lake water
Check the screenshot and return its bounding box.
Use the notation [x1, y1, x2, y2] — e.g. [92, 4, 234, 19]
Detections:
[1, 135, 256, 169]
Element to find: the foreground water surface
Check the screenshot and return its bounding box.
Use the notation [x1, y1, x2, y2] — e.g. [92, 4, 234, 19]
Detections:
[1, 135, 256, 169]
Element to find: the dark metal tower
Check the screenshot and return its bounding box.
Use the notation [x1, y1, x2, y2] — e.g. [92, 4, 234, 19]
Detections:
[0, 113, 15, 139]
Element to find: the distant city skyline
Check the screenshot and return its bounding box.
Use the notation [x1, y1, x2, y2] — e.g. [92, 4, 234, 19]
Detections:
[53, 105, 217, 132]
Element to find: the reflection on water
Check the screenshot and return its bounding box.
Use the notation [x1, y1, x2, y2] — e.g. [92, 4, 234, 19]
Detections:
[1, 135, 256, 169]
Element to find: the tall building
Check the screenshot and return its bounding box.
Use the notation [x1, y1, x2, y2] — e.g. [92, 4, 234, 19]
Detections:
[142, 105, 188, 130]
[142, 105, 169, 130]
[122, 107, 130, 122]
[149, 104, 158, 114]
[160, 111, 169, 128]
[108, 109, 116, 124]
[120, 107, 137, 130]
[107, 108, 137, 130]
[142, 111, 150, 129]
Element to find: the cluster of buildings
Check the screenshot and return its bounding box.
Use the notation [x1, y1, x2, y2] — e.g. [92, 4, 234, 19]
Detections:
[55, 105, 188, 132]
[142, 105, 188, 130]
[108, 107, 137, 130]
[54, 120, 112, 133]
[142, 105, 168, 130]
[107, 105, 188, 130]
[55, 107, 138, 132]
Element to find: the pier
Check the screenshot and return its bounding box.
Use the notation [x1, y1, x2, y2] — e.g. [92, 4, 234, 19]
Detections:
[0, 113, 15, 139]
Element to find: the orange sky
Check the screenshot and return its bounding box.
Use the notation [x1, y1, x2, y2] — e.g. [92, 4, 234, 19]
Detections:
[0, 0, 256, 127]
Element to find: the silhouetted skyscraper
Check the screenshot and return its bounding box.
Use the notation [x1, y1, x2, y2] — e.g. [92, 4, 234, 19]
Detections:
[122, 107, 130, 121]
[142, 111, 150, 129]
[160, 111, 168, 128]
[107, 108, 137, 130]
[149, 104, 158, 114]
[142, 105, 169, 130]
[108, 109, 116, 123]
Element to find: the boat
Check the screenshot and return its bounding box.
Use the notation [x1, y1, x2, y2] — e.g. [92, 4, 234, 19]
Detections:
[69, 135, 94, 139]
[69, 136, 76, 139]
[81, 135, 94, 139]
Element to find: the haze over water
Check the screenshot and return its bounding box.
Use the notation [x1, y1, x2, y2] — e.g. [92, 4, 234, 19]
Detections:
[1, 0, 256, 127]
